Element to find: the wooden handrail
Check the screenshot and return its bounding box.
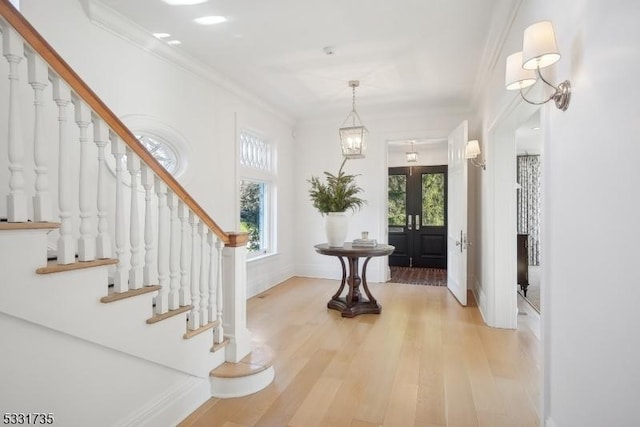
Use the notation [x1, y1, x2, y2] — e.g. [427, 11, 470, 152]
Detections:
[0, 0, 230, 244]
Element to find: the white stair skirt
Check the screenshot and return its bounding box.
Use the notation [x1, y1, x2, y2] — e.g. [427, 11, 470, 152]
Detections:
[210, 366, 275, 398]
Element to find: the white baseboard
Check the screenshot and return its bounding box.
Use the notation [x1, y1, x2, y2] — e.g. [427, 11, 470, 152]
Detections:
[117, 376, 211, 427]
[247, 263, 294, 298]
[474, 279, 490, 326]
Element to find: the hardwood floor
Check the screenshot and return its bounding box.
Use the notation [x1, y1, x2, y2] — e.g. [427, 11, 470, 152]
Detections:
[179, 277, 540, 427]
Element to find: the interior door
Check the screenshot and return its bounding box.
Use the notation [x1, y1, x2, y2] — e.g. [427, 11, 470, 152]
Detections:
[447, 121, 468, 305]
[388, 166, 447, 269]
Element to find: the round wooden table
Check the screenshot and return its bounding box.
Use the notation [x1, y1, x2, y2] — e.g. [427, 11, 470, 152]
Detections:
[314, 243, 395, 318]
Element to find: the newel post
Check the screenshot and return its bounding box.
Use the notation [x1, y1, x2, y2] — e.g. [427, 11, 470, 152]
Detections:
[223, 232, 251, 363]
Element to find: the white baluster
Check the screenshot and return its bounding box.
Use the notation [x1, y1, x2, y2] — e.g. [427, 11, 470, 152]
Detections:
[3, 27, 27, 222]
[127, 148, 142, 289]
[73, 96, 95, 261]
[214, 238, 224, 343]
[167, 191, 180, 309]
[141, 165, 156, 286]
[155, 177, 169, 314]
[207, 230, 217, 323]
[198, 222, 209, 326]
[92, 117, 111, 259]
[110, 132, 128, 292]
[188, 213, 200, 330]
[26, 51, 51, 222]
[179, 201, 190, 306]
[52, 77, 75, 264]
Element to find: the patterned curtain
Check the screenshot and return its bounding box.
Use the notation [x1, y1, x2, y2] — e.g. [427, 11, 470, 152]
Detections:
[517, 155, 541, 266]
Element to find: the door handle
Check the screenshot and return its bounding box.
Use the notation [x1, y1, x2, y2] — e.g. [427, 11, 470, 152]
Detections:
[407, 215, 412, 230]
[457, 230, 464, 253]
[415, 214, 420, 230]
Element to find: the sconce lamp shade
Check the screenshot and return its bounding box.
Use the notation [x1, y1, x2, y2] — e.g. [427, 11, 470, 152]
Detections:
[465, 140, 481, 159]
[505, 51, 537, 90]
[339, 125, 368, 159]
[522, 21, 561, 70]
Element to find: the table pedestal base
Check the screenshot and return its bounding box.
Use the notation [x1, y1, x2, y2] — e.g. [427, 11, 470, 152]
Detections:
[314, 243, 394, 319]
[328, 297, 382, 318]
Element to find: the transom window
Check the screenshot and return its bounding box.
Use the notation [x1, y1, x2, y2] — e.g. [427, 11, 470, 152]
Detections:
[240, 131, 272, 172]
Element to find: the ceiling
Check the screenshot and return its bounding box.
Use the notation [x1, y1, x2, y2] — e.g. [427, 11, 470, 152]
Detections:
[92, 0, 515, 121]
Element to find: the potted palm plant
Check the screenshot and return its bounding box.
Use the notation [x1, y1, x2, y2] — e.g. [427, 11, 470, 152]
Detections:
[308, 157, 366, 247]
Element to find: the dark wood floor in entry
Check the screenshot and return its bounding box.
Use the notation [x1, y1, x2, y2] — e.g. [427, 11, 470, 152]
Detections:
[179, 277, 540, 427]
[389, 266, 447, 286]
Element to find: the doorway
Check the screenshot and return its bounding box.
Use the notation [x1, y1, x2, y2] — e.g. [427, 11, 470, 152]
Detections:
[515, 110, 543, 313]
[388, 165, 448, 269]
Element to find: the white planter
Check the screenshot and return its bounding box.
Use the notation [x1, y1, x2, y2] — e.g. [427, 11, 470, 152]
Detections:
[325, 212, 349, 247]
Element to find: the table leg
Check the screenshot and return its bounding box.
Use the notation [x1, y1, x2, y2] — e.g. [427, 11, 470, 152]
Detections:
[331, 256, 347, 301]
[346, 256, 361, 305]
[361, 257, 378, 305]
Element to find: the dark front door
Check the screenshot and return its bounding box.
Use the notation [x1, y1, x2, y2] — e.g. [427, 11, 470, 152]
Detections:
[388, 165, 447, 269]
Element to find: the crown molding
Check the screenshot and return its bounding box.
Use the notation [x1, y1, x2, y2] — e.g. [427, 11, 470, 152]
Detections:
[469, 0, 524, 110]
[78, 0, 295, 127]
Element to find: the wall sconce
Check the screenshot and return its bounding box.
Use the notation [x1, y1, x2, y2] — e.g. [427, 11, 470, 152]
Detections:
[505, 21, 571, 111]
[406, 141, 418, 163]
[466, 140, 486, 170]
[339, 80, 368, 159]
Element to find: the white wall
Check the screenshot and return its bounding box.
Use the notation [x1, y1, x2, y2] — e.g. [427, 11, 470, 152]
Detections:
[294, 110, 472, 283]
[0, 312, 209, 427]
[387, 142, 447, 167]
[5, 0, 296, 296]
[480, 0, 640, 425]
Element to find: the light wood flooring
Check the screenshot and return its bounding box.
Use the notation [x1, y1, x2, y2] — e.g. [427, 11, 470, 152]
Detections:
[180, 277, 540, 427]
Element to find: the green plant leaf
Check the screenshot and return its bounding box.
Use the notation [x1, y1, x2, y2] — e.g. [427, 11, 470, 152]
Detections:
[308, 158, 366, 214]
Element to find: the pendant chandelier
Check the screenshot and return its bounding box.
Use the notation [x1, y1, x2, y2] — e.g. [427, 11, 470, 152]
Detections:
[339, 80, 368, 159]
[406, 141, 418, 163]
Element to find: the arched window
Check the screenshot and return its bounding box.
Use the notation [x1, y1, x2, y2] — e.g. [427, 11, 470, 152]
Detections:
[107, 115, 189, 180]
[136, 133, 180, 175]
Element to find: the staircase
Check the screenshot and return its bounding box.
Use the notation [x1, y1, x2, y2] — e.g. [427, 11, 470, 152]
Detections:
[0, 2, 273, 425]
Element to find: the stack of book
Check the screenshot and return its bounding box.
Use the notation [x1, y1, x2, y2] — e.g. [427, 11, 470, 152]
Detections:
[352, 238, 377, 247]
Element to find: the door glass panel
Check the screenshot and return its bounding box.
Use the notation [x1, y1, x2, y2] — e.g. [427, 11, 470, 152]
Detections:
[422, 173, 445, 226]
[388, 175, 406, 227]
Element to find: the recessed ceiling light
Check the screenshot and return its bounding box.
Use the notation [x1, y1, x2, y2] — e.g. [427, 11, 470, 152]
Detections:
[167, 40, 182, 45]
[193, 15, 227, 25]
[162, 0, 208, 5]
[532, 126, 540, 131]
[153, 33, 171, 39]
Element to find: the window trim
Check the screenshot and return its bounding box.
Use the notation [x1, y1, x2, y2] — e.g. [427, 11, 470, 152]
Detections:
[238, 127, 277, 258]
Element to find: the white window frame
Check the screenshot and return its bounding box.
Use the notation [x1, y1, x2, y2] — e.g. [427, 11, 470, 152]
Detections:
[238, 128, 277, 259]
[106, 115, 189, 182]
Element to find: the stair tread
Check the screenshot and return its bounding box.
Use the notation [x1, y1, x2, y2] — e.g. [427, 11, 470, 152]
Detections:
[183, 319, 220, 339]
[211, 337, 230, 353]
[0, 221, 61, 230]
[146, 305, 192, 324]
[100, 285, 161, 303]
[36, 258, 118, 274]
[210, 343, 274, 378]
